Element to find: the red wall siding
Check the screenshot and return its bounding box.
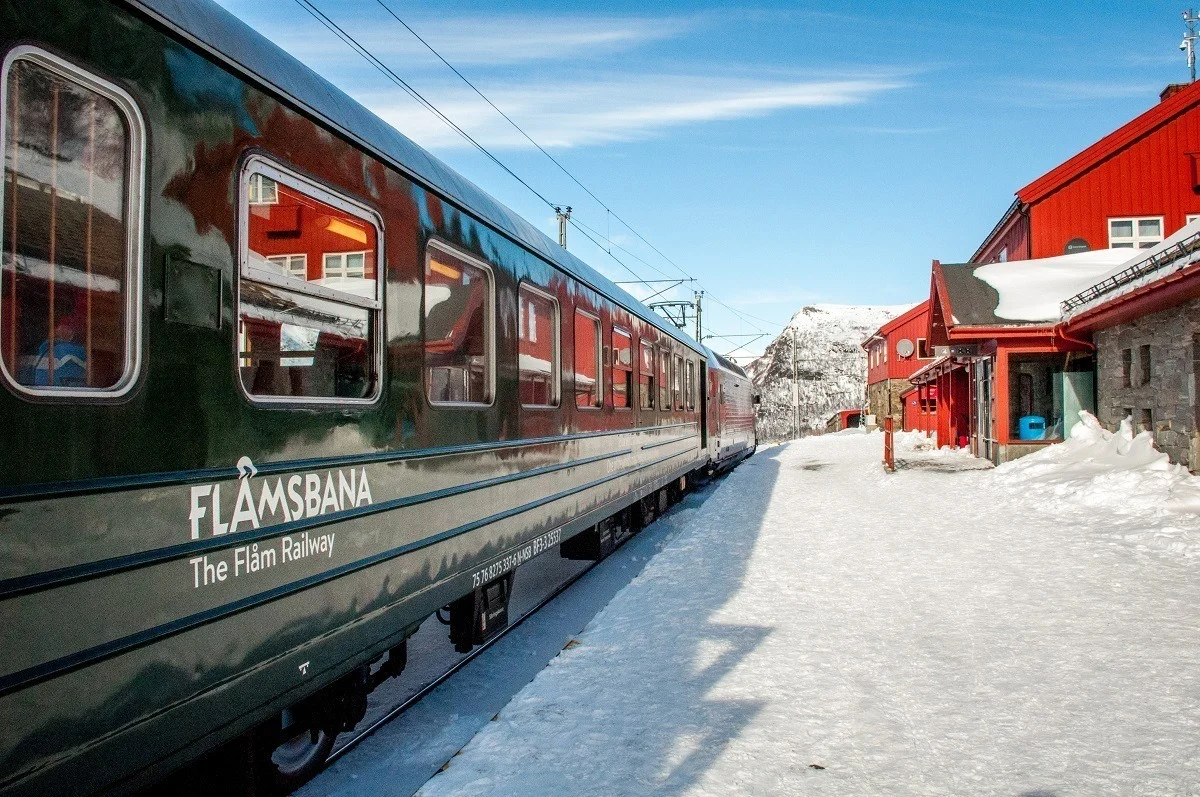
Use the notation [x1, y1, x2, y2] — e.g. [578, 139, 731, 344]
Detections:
[1028, 104, 1200, 258]
[866, 304, 934, 385]
[976, 212, 1032, 263]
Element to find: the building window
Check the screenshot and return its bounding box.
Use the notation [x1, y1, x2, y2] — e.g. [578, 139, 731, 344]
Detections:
[323, 251, 367, 280]
[1187, 214, 1200, 226]
[267, 254, 307, 280]
[518, 284, 558, 408]
[997, 246, 1008, 263]
[673, 354, 684, 410]
[247, 173, 278, 205]
[639, 340, 655, 410]
[424, 241, 493, 405]
[917, 338, 933, 359]
[1008, 353, 1093, 441]
[658, 347, 670, 411]
[1108, 217, 1163, 249]
[1120, 348, 1132, 387]
[240, 157, 381, 402]
[1139, 408, 1153, 433]
[611, 327, 633, 409]
[1138, 344, 1151, 385]
[573, 310, 601, 408]
[1, 48, 145, 396]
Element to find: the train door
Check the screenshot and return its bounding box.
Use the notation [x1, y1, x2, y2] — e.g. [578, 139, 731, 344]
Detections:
[699, 362, 708, 449]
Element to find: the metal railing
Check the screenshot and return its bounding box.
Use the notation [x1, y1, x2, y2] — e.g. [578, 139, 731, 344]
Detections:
[1060, 230, 1200, 313]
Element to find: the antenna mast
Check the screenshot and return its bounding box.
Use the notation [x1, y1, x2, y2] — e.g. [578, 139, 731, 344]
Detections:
[1184, 9, 1199, 82]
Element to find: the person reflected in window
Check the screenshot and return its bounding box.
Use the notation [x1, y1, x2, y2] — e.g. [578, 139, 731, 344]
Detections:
[31, 308, 88, 388]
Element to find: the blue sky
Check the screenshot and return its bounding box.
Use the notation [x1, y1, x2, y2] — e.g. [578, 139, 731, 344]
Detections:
[215, 0, 1194, 358]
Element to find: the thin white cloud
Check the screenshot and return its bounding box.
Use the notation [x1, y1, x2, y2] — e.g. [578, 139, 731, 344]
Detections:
[224, 4, 693, 67]
[358, 74, 909, 150]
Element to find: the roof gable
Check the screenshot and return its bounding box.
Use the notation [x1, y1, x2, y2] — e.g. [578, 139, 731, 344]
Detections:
[1017, 80, 1200, 205]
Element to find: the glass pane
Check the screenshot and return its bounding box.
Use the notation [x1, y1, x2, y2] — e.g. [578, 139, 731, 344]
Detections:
[574, 311, 599, 408]
[612, 330, 632, 409]
[425, 247, 491, 404]
[1138, 218, 1161, 237]
[239, 283, 372, 399]
[1109, 219, 1133, 238]
[519, 286, 557, 407]
[246, 175, 377, 301]
[639, 340, 654, 409]
[673, 355, 683, 408]
[2, 58, 132, 390]
[1111, 242, 1134, 248]
[658, 349, 669, 410]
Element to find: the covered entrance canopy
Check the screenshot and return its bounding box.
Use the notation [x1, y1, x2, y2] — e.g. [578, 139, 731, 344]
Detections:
[924, 249, 1128, 463]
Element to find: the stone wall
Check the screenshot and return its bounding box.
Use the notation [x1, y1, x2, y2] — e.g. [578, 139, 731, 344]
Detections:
[1094, 297, 1200, 471]
[867, 378, 909, 427]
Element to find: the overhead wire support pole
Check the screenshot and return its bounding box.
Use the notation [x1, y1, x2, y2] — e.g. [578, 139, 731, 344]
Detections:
[694, 291, 703, 344]
[791, 327, 799, 440]
[1185, 9, 1199, 82]
[555, 206, 571, 249]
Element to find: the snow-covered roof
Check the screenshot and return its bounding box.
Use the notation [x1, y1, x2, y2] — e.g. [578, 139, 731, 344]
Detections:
[1062, 218, 1200, 319]
[937, 249, 1136, 328]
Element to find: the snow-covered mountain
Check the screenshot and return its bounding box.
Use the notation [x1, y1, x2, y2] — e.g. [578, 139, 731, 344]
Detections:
[748, 304, 912, 439]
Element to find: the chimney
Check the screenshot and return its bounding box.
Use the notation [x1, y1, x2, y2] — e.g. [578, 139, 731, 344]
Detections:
[1162, 83, 1191, 102]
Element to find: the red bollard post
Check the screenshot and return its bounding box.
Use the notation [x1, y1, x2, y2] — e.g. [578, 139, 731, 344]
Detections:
[883, 416, 895, 473]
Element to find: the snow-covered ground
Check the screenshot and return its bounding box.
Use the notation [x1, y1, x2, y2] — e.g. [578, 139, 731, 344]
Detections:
[416, 428, 1200, 796]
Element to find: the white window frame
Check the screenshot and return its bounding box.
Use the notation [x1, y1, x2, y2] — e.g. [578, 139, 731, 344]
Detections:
[247, 173, 278, 205]
[518, 282, 560, 409]
[423, 239, 496, 408]
[1108, 216, 1164, 249]
[0, 46, 146, 400]
[238, 154, 384, 406]
[266, 253, 308, 280]
[1186, 214, 1200, 226]
[574, 309, 602, 410]
[323, 250, 367, 280]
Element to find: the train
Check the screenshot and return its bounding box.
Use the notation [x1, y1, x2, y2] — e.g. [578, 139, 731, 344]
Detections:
[0, 0, 758, 793]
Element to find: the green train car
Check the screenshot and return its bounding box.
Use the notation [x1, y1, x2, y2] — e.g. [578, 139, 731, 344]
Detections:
[0, 0, 757, 792]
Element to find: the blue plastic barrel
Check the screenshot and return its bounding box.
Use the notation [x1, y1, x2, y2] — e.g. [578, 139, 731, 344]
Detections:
[1018, 415, 1046, 440]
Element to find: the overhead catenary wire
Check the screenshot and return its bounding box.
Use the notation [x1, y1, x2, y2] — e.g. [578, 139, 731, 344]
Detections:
[293, 0, 785, 351]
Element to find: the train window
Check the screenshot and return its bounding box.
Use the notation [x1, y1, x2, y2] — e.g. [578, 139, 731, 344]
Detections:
[658, 347, 670, 411]
[574, 309, 601, 408]
[686, 360, 695, 411]
[239, 156, 381, 402]
[673, 354, 684, 410]
[424, 241, 494, 405]
[0, 48, 144, 397]
[612, 327, 633, 409]
[639, 340, 654, 410]
[518, 283, 559, 407]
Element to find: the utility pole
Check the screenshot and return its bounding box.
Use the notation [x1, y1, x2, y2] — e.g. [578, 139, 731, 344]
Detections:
[791, 327, 799, 440]
[694, 291, 703, 344]
[1184, 9, 1199, 82]
[555, 206, 571, 248]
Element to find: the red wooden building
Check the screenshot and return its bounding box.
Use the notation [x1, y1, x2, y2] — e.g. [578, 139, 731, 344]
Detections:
[915, 80, 1200, 463]
[862, 300, 931, 427]
[973, 81, 1200, 265]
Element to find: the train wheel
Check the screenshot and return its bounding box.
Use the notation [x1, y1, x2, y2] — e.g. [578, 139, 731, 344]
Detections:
[258, 708, 335, 791]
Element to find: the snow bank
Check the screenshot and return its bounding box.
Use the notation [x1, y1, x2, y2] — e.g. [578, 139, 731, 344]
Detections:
[893, 429, 993, 470]
[995, 412, 1200, 553]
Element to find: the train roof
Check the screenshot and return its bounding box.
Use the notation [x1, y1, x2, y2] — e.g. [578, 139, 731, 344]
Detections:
[121, 0, 701, 352]
[703, 347, 748, 378]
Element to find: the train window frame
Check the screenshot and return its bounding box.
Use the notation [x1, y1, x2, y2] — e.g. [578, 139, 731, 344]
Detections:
[611, 325, 633, 411]
[686, 359, 695, 411]
[423, 238, 496, 408]
[517, 281, 560, 409]
[236, 154, 384, 406]
[639, 338, 655, 410]
[658, 345, 670, 412]
[673, 353, 684, 410]
[0, 46, 146, 400]
[573, 308, 602, 410]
